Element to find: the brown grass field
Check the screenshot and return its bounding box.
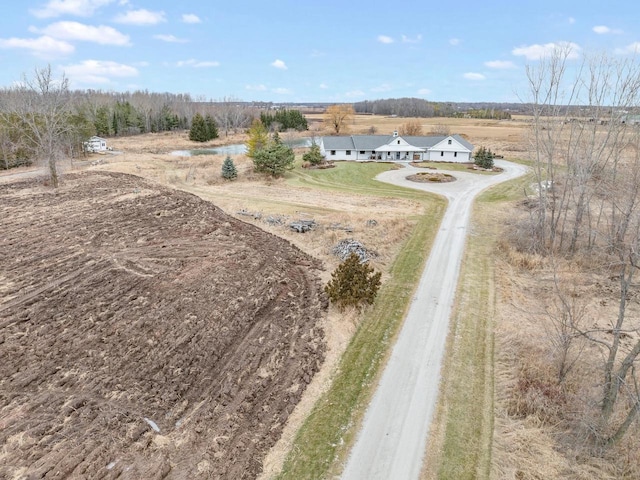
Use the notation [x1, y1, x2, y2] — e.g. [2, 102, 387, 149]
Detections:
[2, 113, 637, 478]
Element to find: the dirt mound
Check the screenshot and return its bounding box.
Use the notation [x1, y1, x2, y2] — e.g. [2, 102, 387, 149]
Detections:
[0, 172, 326, 479]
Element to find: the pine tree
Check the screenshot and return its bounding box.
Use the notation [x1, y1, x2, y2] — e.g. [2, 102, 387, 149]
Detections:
[474, 146, 495, 169]
[189, 113, 208, 142]
[221, 155, 237, 180]
[324, 253, 382, 310]
[252, 141, 295, 177]
[205, 114, 219, 140]
[303, 141, 324, 166]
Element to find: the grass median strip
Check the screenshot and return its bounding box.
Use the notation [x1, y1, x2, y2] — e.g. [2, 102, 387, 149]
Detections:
[278, 162, 446, 479]
[422, 169, 532, 480]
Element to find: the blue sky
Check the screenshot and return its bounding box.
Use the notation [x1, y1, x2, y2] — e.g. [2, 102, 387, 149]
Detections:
[0, 0, 639, 103]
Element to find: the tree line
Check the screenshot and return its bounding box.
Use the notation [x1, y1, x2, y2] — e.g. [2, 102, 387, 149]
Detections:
[0, 67, 299, 171]
[259, 109, 308, 132]
[353, 97, 511, 119]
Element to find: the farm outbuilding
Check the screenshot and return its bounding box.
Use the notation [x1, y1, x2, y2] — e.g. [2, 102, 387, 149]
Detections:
[320, 132, 474, 162]
[83, 136, 108, 153]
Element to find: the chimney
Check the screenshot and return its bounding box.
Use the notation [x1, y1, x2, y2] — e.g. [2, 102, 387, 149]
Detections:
[393, 130, 398, 137]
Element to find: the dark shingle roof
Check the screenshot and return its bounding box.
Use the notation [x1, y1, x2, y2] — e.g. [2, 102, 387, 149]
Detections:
[322, 134, 473, 151]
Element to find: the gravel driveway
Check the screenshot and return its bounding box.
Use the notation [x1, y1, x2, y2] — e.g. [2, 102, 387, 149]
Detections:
[341, 160, 528, 480]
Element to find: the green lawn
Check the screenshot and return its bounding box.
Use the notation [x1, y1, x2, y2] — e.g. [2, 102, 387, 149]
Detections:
[278, 160, 532, 480]
[277, 162, 446, 479]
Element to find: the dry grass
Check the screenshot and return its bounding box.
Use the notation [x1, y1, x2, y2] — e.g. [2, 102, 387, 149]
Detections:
[75, 119, 640, 479]
[306, 113, 530, 158]
[492, 205, 640, 479]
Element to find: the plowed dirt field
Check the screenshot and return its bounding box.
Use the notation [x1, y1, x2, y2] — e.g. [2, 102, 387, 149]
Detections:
[0, 171, 326, 479]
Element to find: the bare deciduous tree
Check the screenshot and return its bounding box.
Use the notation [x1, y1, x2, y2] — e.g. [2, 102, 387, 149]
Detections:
[399, 119, 423, 136]
[525, 47, 640, 447]
[1, 65, 72, 187]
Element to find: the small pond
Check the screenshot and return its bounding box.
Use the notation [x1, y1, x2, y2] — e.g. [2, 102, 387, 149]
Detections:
[171, 137, 313, 157]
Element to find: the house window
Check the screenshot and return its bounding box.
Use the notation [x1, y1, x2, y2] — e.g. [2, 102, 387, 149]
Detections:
[359, 150, 365, 154]
[448, 139, 452, 145]
[397, 140, 400, 144]
[454, 152, 457, 157]
[346, 150, 351, 155]
[441, 151, 444, 156]
[330, 150, 336, 155]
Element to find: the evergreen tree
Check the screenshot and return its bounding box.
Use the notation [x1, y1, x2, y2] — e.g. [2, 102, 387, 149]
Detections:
[324, 253, 382, 310]
[205, 114, 219, 140]
[474, 146, 495, 169]
[252, 140, 295, 177]
[245, 119, 269, 158]
[189, 113, 208, 142]
[94, 106, 111, 136]
[303, 141, 324, 166]
[221, 155, 237, 180]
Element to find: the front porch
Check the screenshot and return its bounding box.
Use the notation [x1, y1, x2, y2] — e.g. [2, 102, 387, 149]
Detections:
[374, 144, 426, 161]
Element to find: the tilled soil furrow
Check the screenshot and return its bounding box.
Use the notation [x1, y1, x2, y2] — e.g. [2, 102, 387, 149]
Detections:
[0, 172, 326, 479]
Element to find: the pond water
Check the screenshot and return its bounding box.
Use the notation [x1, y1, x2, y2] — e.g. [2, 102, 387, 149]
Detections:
[171, 137, 313, 157]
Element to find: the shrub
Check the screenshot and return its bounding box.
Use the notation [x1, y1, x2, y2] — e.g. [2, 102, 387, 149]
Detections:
[474, 146, 495, 169]
[302, 141, 324, 166]
[252, 139, 295, 177]
[325, 253, 382, 310]
[221, 155, 237, 180]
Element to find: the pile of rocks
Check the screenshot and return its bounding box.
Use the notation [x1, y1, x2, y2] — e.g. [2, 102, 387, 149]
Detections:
[289, 219, 316, 233]
[332, 239, 376, 263]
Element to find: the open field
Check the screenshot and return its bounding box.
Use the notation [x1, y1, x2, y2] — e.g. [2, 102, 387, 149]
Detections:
[0, 172, 326, 478]
[9, 114, 631, 479]
[305, 113, 530, 157]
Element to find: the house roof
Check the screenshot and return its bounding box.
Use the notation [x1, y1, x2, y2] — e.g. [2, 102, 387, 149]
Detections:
[322, 134, 474, 151]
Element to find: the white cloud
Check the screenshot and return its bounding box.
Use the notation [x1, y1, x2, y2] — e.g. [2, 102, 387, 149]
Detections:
[512, 41, 581, 60]
[154, 34, 188, 43]
[177, 59, 219, 68]
[31, 21, 130, 46]
[449, 38, 461, 46]
[272, 87, 291, 95]
[484, 60, 516, 69]
[182, 13, 201, 24]
[344, 90, 365, 98]
[377, 35, 394, 44]
[568, 17, 576, 24]
[401, 34, 422, 44]
[30, 0, 115, 18]
[464, 72, 486, 80]
[62, 59, 138, 84]
[271, 59, 287, 70]
[593, 25, 623, 34]
[614, 42, 640, 55]
[319, 83, 328, 89]
[0, 35, 74, 57]
[246, 84, 267, 91]
[114, 9, 166, 25]
[417, 88, 431, 95]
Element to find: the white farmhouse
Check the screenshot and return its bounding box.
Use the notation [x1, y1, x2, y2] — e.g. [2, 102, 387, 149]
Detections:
[83, 136, 108, 153]
[320, 131, 474, 162]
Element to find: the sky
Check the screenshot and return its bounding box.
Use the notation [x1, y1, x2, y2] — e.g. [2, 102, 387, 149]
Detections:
[0, 0, 639, 103]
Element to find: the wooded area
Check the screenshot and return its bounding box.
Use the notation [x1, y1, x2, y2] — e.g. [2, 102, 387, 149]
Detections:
[0, 67, 258, 173]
